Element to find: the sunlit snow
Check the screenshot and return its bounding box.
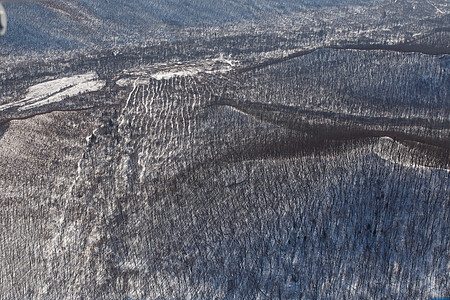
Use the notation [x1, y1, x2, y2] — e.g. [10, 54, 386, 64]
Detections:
[0, 72, 106, 112]
[116, 58, 237, 86]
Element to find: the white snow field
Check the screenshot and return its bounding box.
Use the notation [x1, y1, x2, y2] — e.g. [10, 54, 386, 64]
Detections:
[0, 72, 106, 112]
[115, 58, 237, 86]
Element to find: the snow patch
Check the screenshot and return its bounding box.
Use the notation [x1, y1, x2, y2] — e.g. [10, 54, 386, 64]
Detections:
[0, 72, 106, 112]
[116, 58, 238, 86]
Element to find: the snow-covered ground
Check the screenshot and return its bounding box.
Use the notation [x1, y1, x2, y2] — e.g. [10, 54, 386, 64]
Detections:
[116, 58, 237, 86]
[0, 72, 106, 112]
[374, 136, 450, 172]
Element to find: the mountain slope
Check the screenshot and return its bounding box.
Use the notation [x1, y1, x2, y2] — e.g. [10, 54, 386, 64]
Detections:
[0, 0, 394, 51]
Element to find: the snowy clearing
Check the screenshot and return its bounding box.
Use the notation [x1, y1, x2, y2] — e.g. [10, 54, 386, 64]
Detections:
[0, 72, 106, 112]
[116, 58, 237, 86]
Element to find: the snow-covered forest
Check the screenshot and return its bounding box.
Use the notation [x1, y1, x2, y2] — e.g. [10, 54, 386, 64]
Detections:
[0, 0, 448, 298]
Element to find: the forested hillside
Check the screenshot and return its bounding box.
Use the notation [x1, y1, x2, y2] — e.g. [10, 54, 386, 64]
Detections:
[0, 0, 448, 298]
